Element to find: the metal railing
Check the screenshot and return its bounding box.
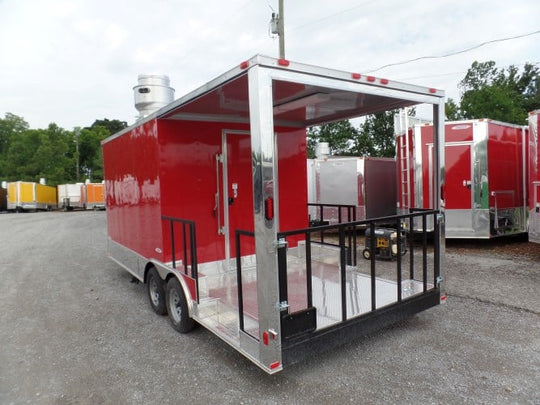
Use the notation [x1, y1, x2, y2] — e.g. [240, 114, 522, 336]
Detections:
[162, 216, 199, 300]
[235, 229, 255, 335]
[277, 209, 441, 324]
[308, 202, 357, 226]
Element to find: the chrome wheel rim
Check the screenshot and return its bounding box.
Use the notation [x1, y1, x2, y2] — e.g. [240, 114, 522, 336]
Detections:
[149, 277, 160, 306]
[169, 289, 182, 321]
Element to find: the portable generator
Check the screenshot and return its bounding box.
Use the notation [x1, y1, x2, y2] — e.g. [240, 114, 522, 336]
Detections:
[362, 227, 407, 260]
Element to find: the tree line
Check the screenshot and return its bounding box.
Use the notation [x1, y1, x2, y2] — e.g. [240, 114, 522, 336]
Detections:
[0, 117, 127, 185]
[1, 60, 538, 180]
[307, 60, 539, 158]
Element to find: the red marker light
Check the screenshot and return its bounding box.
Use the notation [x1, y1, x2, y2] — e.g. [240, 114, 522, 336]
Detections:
[240, 61, 249, 69]
[270, 362, 281, 370]
[265, 197, 274, 220]
[263, 331, 269, 345]
[351, 73, 361, 80]
[278, 59, 290, 67]
[429, 88, 437, 93]
[380, 78, 389, 85]
[367, 76, 376, 82]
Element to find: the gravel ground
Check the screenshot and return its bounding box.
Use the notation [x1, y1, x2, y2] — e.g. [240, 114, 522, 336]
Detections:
[0, 211, 539, 404]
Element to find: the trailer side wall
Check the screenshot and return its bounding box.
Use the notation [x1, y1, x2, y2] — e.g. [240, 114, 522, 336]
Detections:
[529, 110, 540, 243]
[103, 119, 163, 263]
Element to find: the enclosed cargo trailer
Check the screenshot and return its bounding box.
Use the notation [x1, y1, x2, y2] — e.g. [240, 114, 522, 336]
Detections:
[85, 182, 105, 210]
[307, 156, 397, 225]
[58, 183, 85, 210]
[7, 181, 57, 211]
[0, 187, 6, 211]
[529, 110, 540, 243]
[396, 119, 527, 239]
[103, 55, 446, 373]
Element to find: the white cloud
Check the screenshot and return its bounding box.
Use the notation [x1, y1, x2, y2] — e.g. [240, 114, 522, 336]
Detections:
[0, 0, 539, 129]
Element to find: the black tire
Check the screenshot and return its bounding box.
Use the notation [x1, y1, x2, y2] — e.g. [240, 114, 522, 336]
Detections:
[147, 267, 167, 315]
[362, 249, 371, 260]
[166, 277, 195, 333]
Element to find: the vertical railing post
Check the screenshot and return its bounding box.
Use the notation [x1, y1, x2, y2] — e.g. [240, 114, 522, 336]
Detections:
[305, 232, 313, 308]
[277, 236, 288, 314]
[182, 223, 188, 275]
[409, 212, 414, 280]
[352, 207, 357, 266]
[370, 222, 376, 311]
[235, 230, 244, 332]
[320, 205, 325, 244]
[339, 225, 347, 321]
[189, 222, 198, 301]
[433, 211, 441, 287]
[170, 220, 176, 269]
[396, 217, 402, 302]
[423, 213, 428, 291]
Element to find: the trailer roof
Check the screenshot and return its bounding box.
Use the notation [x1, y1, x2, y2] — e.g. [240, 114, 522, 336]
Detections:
[105, 55, 444, 142]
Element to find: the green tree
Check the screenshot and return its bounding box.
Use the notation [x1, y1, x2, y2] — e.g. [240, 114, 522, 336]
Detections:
[0, 113, 29, 177]
[458, 61, 539, 124]
[357, 111, 395, 158]
[89, 118, 128, 134]
[77, 126, 110, 181]
[307, 120, 358, 158]
[445, 98, 462, 121]
[3, 129, 42, 180]
[2, 124, 74, 184]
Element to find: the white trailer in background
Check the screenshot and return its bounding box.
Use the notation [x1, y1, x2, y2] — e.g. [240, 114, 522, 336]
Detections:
[58, 183, 85, 210]
[307, 156, 397, 225]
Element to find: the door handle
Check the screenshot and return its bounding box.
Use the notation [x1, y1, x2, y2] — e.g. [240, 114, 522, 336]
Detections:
[215, 154, 224, 235]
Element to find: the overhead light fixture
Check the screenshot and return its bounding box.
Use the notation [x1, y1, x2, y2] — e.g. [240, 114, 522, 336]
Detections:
[273, 93, 330, 115]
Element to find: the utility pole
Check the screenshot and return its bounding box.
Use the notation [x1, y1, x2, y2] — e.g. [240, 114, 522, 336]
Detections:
[278, 0, 285, 59]
[74, 127, 80, 182]
[270, 0, 285, 59]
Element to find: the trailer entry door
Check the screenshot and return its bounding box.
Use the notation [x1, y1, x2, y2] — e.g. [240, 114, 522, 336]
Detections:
[222, 131, 255, 262]
[445, 143, 473, 210]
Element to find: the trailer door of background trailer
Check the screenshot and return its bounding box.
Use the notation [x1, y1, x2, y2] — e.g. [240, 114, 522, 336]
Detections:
[220, 131, 255, 263]
[445, 143, 473, 209]
[428, 141, 476, 236]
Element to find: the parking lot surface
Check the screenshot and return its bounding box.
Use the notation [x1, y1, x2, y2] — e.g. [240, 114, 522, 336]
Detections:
[1, 211, 538, 404]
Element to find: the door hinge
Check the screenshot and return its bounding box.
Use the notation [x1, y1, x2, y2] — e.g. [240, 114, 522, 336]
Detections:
[277, 301, 289, 311]
[274, 238, 288, 249]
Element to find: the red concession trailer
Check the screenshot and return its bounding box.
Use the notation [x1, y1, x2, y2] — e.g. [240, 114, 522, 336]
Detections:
[529, 110, 540, 243]
[396, 118, 527, 239]
[102, 55, 446, 373]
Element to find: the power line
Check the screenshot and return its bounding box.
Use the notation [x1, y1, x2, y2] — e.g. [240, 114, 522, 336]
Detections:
[365, 29, 540, 73]
[397, 61, 540, 82]
[288, 0, 377, 32]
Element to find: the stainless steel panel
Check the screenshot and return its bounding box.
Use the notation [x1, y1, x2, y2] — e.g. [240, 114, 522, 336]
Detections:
[318, 158, 359, 206]
[107, 238, 144, 280]
[248, 65, 282, 370]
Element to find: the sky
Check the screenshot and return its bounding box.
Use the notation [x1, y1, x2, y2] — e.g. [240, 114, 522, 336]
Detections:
[0, 0, 539, 130]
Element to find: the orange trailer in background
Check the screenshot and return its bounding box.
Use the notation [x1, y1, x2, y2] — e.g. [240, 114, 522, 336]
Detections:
[85, 182, 105, 210]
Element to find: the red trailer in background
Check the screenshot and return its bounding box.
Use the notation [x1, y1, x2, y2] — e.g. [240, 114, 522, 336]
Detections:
[396, 118, 527, 239]
[103, 55, 446, 373]
[528, 110, 540, 243]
